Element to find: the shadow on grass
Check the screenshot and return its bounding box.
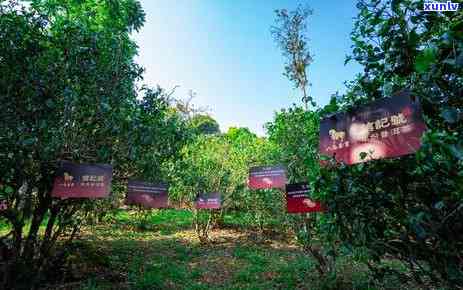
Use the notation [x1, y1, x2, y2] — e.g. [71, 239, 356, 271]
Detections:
[102, 209, 194, 236]
[40, 210, 423, 290]
[43, 226, 321, 290]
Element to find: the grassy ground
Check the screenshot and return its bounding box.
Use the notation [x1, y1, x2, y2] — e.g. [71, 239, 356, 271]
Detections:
[17, 209, 417, 290]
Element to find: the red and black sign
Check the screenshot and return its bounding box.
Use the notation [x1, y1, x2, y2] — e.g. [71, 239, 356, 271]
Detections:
[319, 91, 427, 165]
[0, 200, 7, 211]
[286, 183, 323, 213]
[195, 192, 221, 209]
[248, 165, 287, 189]
[51, 161, 113, 198]
[126, 180, 169, 209]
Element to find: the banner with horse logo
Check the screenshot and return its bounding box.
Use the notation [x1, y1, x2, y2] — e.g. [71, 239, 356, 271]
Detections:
[51, 161, 113, 198]
[319, 91, 426, 165]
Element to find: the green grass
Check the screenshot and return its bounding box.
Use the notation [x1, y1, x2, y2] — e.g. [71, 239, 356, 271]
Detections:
[0, 212, 52, 235]
[222, 211, 257, 228]
[64, 209, 314, 289]
[110, 208, 193, 234]
[3, 209, 424, 290]
[0, 219, 9, 232]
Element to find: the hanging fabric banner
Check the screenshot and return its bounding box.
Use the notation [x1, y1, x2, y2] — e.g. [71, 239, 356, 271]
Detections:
[51, 161, 113, 198]
[319, 91, 426, 165]
[248, 165, 287, 189]
[0, 200, 7, 211]
[286, 183, 323, 213]
[126, 180, 169, 209]
[195, 192, 221, 209]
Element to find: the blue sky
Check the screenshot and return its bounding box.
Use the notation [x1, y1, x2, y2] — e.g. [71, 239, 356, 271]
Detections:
[132, 0, 361, 136]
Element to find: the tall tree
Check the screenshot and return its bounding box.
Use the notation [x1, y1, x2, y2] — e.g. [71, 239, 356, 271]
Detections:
[271, 3, 314, 109]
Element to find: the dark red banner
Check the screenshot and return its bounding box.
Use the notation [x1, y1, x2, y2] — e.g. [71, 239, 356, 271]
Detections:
[126, 180, 169, 209]
[195, 192, 221, 209]
[319, 91, 427, 165]
[248, 165, 287, 189]
[0, 200, 7, 211]
[286, 183, 323, 213]
[51, 161, 113, 198]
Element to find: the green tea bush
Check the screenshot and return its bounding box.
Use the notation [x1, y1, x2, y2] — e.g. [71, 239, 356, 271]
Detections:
[317, 1, 463, 287]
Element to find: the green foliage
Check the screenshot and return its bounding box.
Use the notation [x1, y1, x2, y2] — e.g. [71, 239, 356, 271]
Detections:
[0, 0, 188, 288]
[271, 3, 314, 108]
[170, 135, 231, 242]
[1, 0, 461, 288]
[318, 0, 463, 287]
[415, 47, 437, 74]
[58, 210, 423, 289]
[118, 86, 190, 183]
[266, 105, 320, 183]
[188, 114, 221, 136]
[170, 128, 285, 241]
[171, 135, 232, 203]
[266, 105, 338, 276]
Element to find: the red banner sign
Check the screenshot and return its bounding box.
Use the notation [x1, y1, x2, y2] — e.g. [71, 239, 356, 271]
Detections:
[319, 92, 426, 165]
[0, 200, 7, 211]
[126, 180, 169, 209]
[195, 192, 221, 209]
[248, 165, 287, 189]
[286, 183, 323, 213]
[51, 161, 113, 198]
